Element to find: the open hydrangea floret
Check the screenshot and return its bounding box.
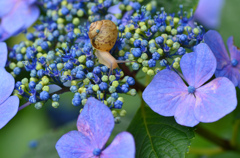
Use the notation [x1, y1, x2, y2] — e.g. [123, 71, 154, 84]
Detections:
[143, 43, 237, 127]
[0, 42, 19, 129]
[204, 30, 240, 88]
[56, 97, 135, 158]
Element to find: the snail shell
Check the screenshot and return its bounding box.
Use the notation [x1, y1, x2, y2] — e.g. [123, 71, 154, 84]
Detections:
[88, 20, 118, 52]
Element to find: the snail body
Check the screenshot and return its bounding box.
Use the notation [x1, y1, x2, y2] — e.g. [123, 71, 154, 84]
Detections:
[88, 20, 120, 72]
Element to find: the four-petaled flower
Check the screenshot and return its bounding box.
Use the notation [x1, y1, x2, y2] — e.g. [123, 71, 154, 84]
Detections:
[0, 0, 40, 41]
[56, 97, 135, 158]
[143, 43, 237, 127]
[204, 30, 240, 88]
[0, 42, 19, 129]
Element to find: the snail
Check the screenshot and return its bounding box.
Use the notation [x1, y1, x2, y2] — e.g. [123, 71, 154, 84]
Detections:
[88, 20, 128, 75]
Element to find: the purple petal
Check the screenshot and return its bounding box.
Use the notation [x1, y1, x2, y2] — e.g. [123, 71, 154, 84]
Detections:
[195, 77, 237, 122]
[0, 68, 15, 104]
[143, 69, 187, 116]
[101, 132, 135, 158]
[0, 42, 8, 67]
[0, 26, 12, 42]
[174, 94, 199, 127]
[1, 1, 39, 35]
[48, 84, 62, 94]
[56, 131, 93, 158]
[108, 4, 121, 14]
[227, 36, 240, 61]
[0, 96, 19, 129]
[180, 43, 216, 88]
[194, 0, 225, 29]
[215, 65, 239, 87]
[26, 0, 37, 5]
[23, 4, 40, 28]
[0, 0, 15, 17]
[77, 97, 114, 149]
[1, 2, 26, 34]
[204, 30, 230, 69]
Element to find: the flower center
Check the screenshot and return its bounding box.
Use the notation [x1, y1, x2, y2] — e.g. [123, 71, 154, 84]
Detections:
[231, 59, 238, 67]
[93, 148, 101, 156]
[188, 86, 195, 94]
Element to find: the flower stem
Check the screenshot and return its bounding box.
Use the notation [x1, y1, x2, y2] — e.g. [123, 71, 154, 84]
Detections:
[18, 86, 70, 111]
[189, 147, 224, 156]
[231, 119, 240, 147]
[195, 125, 236, 150]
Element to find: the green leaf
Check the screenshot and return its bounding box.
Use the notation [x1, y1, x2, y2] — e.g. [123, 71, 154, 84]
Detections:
[23, 121, 77, 158]
[156, 0, 199, 13]
[127, 104, 195, 158]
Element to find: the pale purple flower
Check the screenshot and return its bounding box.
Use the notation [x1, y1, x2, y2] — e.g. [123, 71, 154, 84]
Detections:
[56, 97, 135, 158]
[204, 30, 240, 88]
[0, 0, 40, 41]
[192, 0, 225, 29]
[0, 42, 19, 129]
[143, 43, 237, 127]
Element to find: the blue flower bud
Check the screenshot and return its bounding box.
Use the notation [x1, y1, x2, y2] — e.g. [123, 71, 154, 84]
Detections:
[35, 102, 43, 109]
[114, 100, 123, 109]
[72, 96, 81, 106]
[93, 66, 101, 74]
[37, 69, 45, 77]
[177, 26, 184, 34]
[41, 42, 48, 50]
[148, 59, 156, 67]
[127, 77, 135, 85]
[29, 81, 36, 89]
[151, 25, 158, 33]
[177, 47, 186, 55]
[16, 54, 23, 61]
[52, 94, 60, 102]
[118, 25, 125, 32]
[152, 52, 160, 60]
[86, 60, 94, 68]
[65, 61, 74, 70]
[125, 32, 132, 39]
[70, 85, 78, 93]
[132, 63, 139, 70]
[40, 91, 50, 100]
[15, 81, 22, 89]
[134, 40, 141, 47]
[61, 7, 69, 15]
[121, 84, 129, 93]
[26, 33, 35, 41]
[132, 48, 142, 57]
[29, 96, 37, 103]
[13, 67, 21, 75]
[35, 83, 42, 91]
[76, 71, 85, 79]
[155, 36, 164, 44]
[160, 59, 168, 67]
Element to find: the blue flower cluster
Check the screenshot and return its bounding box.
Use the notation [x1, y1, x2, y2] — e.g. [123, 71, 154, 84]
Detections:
[8, 0, 139, 114]
[6, 0, 205, 121]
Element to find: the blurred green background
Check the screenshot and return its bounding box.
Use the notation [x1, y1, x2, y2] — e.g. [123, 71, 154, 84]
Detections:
[1, 0, 240, 157]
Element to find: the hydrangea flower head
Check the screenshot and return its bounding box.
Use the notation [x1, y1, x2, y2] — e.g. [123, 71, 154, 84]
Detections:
[204, 30, 240, 88]
[0, 42, 19, 129]
[0, 0, 39, 41]
[56, 97, 135, 158]
[143, 43, 237, 127]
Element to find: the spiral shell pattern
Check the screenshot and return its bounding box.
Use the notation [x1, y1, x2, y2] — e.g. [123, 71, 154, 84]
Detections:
[88, 20, 118, 52]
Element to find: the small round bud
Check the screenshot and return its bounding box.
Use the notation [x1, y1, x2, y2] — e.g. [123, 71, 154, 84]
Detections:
[52, 101, 59, 108]
[120, 109, 127, 117]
